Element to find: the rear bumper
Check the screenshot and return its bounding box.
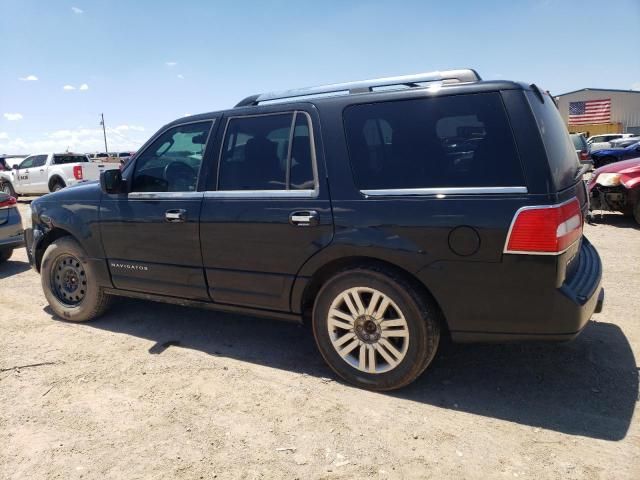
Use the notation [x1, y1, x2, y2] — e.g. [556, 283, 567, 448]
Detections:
[451, 238, 604, 343]
[0, 208, 24, 251]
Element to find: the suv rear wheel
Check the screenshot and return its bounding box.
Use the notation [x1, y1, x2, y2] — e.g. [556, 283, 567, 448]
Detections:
[312, 267, 440, 391]
[41, 237, 112, 322]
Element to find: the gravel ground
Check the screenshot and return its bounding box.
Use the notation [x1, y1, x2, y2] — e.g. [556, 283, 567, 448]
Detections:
[1, 201, 639, 479]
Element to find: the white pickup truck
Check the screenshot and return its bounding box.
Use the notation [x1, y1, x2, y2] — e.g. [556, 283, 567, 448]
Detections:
[0, 153, 118, 198]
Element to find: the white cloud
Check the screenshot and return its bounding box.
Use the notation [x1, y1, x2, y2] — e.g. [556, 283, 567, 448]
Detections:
[79, 83, 89, 91]
[165, 61, 177, 67]
[63, 85, 76, 91]
[0, 126, 147, 154]
[177, 74, 184, 79]
[0, 132, 9, 139]
[113, 124, 145, 132]
[3, 113, 23, 121]
[71, 6, 83, 14]
[632, 82, 640, 91]
[19, 75, 38, 81]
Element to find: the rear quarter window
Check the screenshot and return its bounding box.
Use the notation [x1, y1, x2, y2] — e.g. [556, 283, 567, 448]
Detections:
[526, 91, 580, 189]
[343, 92, 525, 191]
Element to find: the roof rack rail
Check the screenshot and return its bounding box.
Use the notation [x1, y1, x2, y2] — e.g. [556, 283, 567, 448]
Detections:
[235, 68, 481, 107]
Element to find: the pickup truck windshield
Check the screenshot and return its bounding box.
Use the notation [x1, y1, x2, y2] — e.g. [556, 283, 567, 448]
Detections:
[53, 155, 88, 164]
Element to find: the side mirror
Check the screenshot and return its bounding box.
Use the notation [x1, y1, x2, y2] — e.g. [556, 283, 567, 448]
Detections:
[100, 169, 126, 194]
[12, 164, 19, 170]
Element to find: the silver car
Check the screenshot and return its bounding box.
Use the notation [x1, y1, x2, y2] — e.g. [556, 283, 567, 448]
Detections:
[0, 193, 23, 263]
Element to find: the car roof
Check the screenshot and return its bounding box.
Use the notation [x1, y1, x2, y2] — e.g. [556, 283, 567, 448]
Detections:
[163, 72, 533, 129]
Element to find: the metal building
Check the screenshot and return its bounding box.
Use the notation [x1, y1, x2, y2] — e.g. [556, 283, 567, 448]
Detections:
[554, 88, 640, 136]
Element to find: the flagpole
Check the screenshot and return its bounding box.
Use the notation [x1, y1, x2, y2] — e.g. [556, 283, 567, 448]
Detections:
[100, 113, 109, 155]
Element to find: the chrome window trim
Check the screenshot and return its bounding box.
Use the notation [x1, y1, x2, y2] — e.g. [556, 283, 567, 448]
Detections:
[128, 119, 215, 196]
[204, 189, 316, 199]
[214, 110, 319, 197]
[360, 186, 528, 197]
[128, 192, 204, 200]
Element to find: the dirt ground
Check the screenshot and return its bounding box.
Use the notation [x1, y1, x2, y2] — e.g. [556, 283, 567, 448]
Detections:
[1, 201, 638, 480]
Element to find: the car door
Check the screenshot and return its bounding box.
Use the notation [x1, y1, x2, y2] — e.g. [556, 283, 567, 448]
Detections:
[100, 120, 216, 300]
[200, 108, 334, 311]
[28, 154, 49, 192]
[13, 155, 38, 194]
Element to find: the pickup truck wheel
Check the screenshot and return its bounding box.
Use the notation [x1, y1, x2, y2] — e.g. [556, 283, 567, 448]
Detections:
[1, 182, 16, 198]
[0, 249, 12, 263]
[41, 237, 112, 322]
[312, 267, 440, 391]
[52, 182, 65, 192]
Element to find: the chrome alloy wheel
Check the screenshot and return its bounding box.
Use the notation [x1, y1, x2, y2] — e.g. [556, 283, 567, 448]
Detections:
[327, 287, 409, 374]
[51, 254, 87, 306]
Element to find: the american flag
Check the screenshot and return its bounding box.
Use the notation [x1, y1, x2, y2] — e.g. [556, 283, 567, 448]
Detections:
[568, 99, 611, 125]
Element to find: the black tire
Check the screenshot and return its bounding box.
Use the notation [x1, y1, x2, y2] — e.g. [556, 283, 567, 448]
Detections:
[1, 182, 16, 198]
[52, 182, 65, 192]
[634, 201, 640, 225]
[0, 249, 12, 263]
[41, 237, 112, 322]
[312, 267, 441, 391]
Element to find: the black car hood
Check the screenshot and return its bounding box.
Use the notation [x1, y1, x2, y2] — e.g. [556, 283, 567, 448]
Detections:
[36, 180, 101, 204]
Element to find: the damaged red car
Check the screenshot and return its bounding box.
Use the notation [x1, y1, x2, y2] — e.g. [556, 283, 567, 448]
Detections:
[588, 157, 640, 224]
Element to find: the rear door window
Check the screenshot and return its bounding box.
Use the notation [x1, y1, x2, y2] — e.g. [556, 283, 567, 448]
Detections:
[218, 112, 315, 191]
[343, 92, 524, 191]
[525, 91, 580, 189]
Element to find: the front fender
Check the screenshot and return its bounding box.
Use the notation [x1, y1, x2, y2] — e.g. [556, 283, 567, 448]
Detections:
[35, 200, 103, 258]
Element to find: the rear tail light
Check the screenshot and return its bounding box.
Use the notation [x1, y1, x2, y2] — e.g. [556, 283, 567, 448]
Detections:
[73, 165, 83, 180]
[579, 150, 590, 161]
[504, 198, 583, 255]
[0, 196, 17, 209]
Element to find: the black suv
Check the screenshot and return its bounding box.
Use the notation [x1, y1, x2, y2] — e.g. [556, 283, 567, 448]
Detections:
[25, 69, 604, 390]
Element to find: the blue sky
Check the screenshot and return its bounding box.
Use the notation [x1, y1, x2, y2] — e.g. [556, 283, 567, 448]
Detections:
[1, 0, 639, 154]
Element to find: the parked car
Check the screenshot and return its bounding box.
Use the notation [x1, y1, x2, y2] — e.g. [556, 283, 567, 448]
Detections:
[609, 136, 640, 148]
[0, 155, 27, 172]
[589, 157, 640, 224]
[587, 133, 635, 152]
[88, 152, 119, 163]
[0, 152, 119, 198]
[590, 141, 640, 169]
[569, 133, 593, 167]
[0, 193, 23, 263]
[25, 69, 604, 391]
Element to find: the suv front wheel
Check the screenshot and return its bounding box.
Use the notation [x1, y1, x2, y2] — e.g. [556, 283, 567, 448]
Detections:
[312, 267, 440, 391]
[41, 237, 113, 322]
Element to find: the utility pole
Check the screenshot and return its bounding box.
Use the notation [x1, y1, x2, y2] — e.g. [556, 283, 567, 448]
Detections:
[100, 113, 109, 155]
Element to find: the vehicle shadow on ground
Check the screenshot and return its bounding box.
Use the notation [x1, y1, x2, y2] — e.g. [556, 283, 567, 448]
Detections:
[54, 298, 637, 442]
[0, 258, 31, 279]
[588, 212, 639, 229]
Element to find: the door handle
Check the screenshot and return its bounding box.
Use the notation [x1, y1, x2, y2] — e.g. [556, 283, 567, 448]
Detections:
[289, 210, 319, 227]
[165, 209, 187, 223]
[39, 169, 44, 172]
